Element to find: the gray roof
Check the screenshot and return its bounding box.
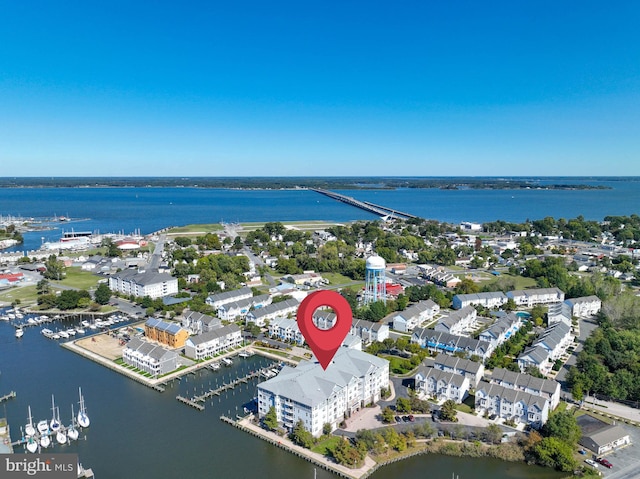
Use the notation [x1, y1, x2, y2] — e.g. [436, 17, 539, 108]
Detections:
[352, 318, 387, 332]
[412, 328, 491, 356]
[434, 355, 482, 375]
[258, 348, 388, 408]
[479, 313, 520, 341]
[476, 380, 548, 410]
[183, 310, 222, 328]
[454, 291, 507, 303]
[125, 337, 177, 360]
[490, 367, 559, 396]
[270, 317, 299, 331]
[399, 300, 438, 320]
[581, 424, 629, 448]
[112, 268, 176, 286]
[533, 321, 571, 351]
[507, 287, 563, 299]
[438, 306, 475, 330]
[518, 345, 549, 365]
[248, 298, 299, 319]
[416, 366, 467, 388]
[207, 287, 252, 304]
[218, 294, 270, 313]
[187, 324, 240, 346]
[565, 295, 601, 305]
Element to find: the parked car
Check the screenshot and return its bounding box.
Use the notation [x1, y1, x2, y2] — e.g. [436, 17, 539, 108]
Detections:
[395, 416, 401, 423]
[578, 449, 587, 455]
[402, 416, 410, 422]
[408, 414, 415, 422]
[596, 457, 613, 469]
[585, 459, 598, 468]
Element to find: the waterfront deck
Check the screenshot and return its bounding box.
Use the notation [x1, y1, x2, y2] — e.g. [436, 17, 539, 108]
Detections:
[310, 188, 417, 220]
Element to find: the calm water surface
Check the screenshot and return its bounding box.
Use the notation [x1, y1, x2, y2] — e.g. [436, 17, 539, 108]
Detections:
[0, 317, 564, 479]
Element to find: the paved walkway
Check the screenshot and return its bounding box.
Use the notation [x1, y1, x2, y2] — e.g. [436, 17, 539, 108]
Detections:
[581, 396, 640, 424]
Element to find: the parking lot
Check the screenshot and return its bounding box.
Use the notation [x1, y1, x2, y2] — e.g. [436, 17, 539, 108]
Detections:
[594, 423, 640, 479]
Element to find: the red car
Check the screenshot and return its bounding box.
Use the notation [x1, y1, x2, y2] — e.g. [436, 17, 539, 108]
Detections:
[596, 457, 613, 469]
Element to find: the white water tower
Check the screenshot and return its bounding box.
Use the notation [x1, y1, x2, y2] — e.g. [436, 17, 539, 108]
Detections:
[364, 254, 386, 304]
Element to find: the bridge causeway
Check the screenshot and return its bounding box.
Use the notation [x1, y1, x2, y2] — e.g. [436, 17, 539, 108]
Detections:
[309, 188, 417, 219]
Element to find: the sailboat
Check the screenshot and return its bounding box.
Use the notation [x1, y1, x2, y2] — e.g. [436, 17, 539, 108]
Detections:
[67, 405, 79, 441]
[36, 420, 49, 435]
[50, 395, 61, 432]
[25, 406, 36, 437]
[55, 413, 67, 445]
[26, 434, 38, 453]
[77, 387, 90, 428]
[15, 327, 24, 338]
[40, 433, 50, 448]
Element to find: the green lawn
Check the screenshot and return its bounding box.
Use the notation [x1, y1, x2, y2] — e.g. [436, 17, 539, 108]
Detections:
[53, 268, 101, 290]
[322, 272, 359, 285]
[167, 223, 224, 234]
[311, 435, 341, 455]
[0, 285, 38, 305]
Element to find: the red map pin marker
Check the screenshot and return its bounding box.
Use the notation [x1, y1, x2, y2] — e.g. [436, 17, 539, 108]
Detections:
[296, 290, 353, 370]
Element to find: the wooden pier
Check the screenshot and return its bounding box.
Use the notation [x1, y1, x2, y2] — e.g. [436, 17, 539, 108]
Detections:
[0, 391, 16, 404]
[175, 366, 277, 411]
[310, 188, 417, 219]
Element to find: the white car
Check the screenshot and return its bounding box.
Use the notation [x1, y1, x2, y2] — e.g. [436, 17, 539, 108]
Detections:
[585, 459, 599, 468]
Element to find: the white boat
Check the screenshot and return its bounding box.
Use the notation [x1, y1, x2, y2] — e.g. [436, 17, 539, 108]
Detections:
[59, 330, 70, 339]
[27, 317, 36, 325]
[36, 420, 49, 435]
[67, 405, 79, 441]
[42, 328, 54, 338]
[209, 362, 220, 371]
[81, 320, 90, 327]
[77, 387, 90, 428]
[26, 435, 38, 453]
[56, 427, 67, 445]
[50, 395, 61, 432]
[52, 333, 60, 340]
[221, 357, 233, 366]
[76, 327, 86, 334]
[88, 323, 98, 330]
[40, 434, 50, 448]
[25, 406, 36, 437]
[15, 327, 24, 338]
[66, 328, 76, 336]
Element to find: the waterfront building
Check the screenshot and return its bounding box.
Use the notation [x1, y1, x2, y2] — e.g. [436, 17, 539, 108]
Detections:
[478, 312, 523, 350]
[363, 255, 386, 304]
[245, 299, 299, 327]
[205, 287, 253, 309]
[474, 381, 550, 428]
[434, 306, 477, 336]
[547, 301, 572, 327]
[506, 288, 565, 308]
[122, 338, 178, 376]
[183, 324, 242, 360]
[488, 367, 561, 410]
[433, 355, 484, 387]
[217, 294, 271, 321]
[452, 292, 507, 310]
[411, 328, 492, 360]
[144, 318, 189, 348]
[268, 317, 304, 345]
[108, 268, 178, 299]
[564, 295, 602, 318]
[181, 310, 222, 335]
[415, 366, 470, 403]
[257, 348, 389, 437]
[393, 299, 440, 332]
[517, 322, 572, 374]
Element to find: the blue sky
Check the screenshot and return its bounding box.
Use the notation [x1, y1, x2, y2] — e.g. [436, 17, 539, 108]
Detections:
[1, 1, 639, 176]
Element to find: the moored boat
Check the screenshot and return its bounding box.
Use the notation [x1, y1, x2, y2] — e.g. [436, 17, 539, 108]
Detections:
[67, 405, 79, 441]
[26, 435, 38, 453]
[50, 395, 61, 432]
[40, 434, 50, 448]
[25, 406, 36, 437]
[15, 327, 24, 338]
[77, 387, 90, 428]
[36, 420, 49, 435]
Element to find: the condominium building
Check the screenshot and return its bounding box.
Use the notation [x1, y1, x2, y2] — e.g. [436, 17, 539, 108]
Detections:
[183, 324, 242, 360]
[122, 338, 178, 376]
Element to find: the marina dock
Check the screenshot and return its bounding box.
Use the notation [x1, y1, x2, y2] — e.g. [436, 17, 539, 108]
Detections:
[175, 365, 278, 411]
[0, 391, 16, 404]
[310, 188, 417, 219]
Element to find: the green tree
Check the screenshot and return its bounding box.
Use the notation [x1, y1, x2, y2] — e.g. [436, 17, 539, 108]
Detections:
[94, 283, 112, 305]
[36, 279, 50, 295]
[263, 406, 278, 431]
[439, 400, 458, 422]
[290, 420, 315, 449]
[532, 437, 576, 472]
[381, 407, 395, 423]
[395, 397, 411, 413]
[43, 255, 65, 280]
[322, 423, 332, 436]
[332, 438, 364, 467]
[483, 423, 503, 444]
[541, 411, 581, 446]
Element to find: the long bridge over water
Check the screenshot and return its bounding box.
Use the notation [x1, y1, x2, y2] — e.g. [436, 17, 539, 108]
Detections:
[309, 188, 417, 220]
